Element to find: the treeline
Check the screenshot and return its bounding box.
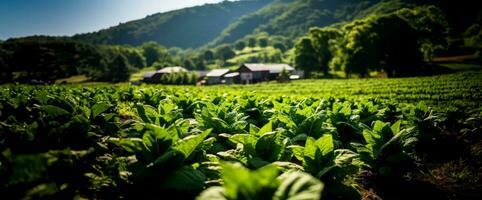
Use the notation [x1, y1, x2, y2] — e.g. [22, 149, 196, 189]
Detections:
[158, 72, 198, 85]
[190, 32, 291, 67]
[0, 38, 185, 83]
[293, 5, 471, 78]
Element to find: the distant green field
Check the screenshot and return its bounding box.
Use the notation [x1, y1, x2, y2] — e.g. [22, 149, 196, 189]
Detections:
[155, 71, 482, 110]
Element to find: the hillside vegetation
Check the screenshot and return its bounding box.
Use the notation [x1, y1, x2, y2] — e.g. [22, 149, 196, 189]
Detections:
[0, 0, 480, 83]
[73, 0, 272, 48]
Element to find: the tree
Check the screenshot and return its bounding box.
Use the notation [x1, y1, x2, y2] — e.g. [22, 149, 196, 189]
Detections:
[273, 42, 287, 52]
[203, 50, 214, 61]
[107, 55, 130, 82]
[235, 41, 246, 50]
[294, 37, 318, 78]
[397, 6, 449, 61]
[463, 24, 482, 49]
[194, 58, 207, 70]
[278, 68, 290, 83]
[248, 37, 257, 47]
[141, 41, 170, 66]
[309, 27, 341, 75]
[338, 14, 423, 78]
[215, 45, 236, 61]
[0, 47, 12, 83]
[123, 48, 146, 69]
[183, 58, 195, 70]
[258, 37, 269, 47]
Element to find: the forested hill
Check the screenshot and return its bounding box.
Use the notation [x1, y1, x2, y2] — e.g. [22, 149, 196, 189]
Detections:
[73, 0, 480, 49]
[72, 0, 273, 48]
[206, 0, 385, 47]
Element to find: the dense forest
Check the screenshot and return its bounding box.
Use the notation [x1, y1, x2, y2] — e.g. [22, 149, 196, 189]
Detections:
[0, 0, 481, 83]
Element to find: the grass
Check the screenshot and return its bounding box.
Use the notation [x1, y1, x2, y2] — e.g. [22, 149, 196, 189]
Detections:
[229, 46, 280, 64]
[439, 62, 482, 71]
[55, 75, 89, 84]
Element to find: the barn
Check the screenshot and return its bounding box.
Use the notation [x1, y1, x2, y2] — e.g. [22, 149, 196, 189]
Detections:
[143, 66, 188, 83]
[237, 63, 295, 84]
[205, 69, 230, 85]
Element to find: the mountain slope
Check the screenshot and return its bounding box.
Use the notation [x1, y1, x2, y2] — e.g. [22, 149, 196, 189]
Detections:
[74, 0, 481, 49]
[73, 0, 273, 48]
[208, 0, 384, 46]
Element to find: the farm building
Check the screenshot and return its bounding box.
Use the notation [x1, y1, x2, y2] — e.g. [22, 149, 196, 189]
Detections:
[237, 63, 295, 84]
[223, 72, 240, 84]
[143, 66, 188, 83]
[205, 69, 230, 85]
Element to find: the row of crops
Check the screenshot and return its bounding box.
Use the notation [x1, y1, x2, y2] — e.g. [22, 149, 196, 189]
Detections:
[0, 71, 481, 199]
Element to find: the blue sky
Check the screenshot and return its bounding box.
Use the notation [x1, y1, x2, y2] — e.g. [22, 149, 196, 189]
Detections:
[0, 0, 223, 40]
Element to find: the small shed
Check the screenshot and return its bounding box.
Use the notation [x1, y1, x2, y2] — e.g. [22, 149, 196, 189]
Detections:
[205, 69, 230, 85]
[223, 72, 240, 85]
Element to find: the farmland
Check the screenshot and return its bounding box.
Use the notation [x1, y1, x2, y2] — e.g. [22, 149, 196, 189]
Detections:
[1, 71, 481, 199]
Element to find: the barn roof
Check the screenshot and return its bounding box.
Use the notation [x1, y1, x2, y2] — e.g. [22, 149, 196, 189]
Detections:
[224, 72, 240, 78]
[143, 72, 156, 78]
[206, 69, 230, 77]
[157, 66, 187, 73]
[242, 63, 295, 73]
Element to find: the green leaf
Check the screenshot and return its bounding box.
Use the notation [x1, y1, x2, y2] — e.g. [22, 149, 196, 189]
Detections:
[91, 102, 110, 118]
[229, 134, 257, 155]
[249, 124, 260, 135]
[255, 132, 283, 162]
[111, 137, 143, 153]
[303, 137, 317, 161]
[136, 103, 158, 124]
[161, 166, 206, 191]
[258, 121, 273, 136]
[372, 121, 386, 133]
[274, 171, 324, 200]
[196, 186, 226, 200]
[174, 129, 212, 159]
[288, 145, 305, 162]
[39, 105, 69, 118]
[390, 120, 401, 135]
[221, 162, 279, 199]
[315, 134, 334, 157]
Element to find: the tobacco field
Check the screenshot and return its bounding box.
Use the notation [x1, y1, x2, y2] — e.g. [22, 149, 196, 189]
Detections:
[0, 72, 481, 199]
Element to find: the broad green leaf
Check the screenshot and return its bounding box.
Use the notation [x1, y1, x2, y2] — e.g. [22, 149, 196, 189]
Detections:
[303, 137, 317, 161]
[249, 124, 260, 135]
[229, 134, 257, 155]
[390, 120, 401, 135]
[274, 171, 324, 200]
[372, 121, 386, 134]
[174, 129, 211, 159]
[258, 121, 273, 136]
[272, 161, 304, 172]
[111, 138, 143, 153]
[161, 166, 206, 191]
[255, 132, 283, 162]
[39, 105, 69, 118]
[288, 145, 305, 162]
[314, 134, 334, 157]
[221, 162, 279, 199]
[136, 103, 158, 124]
[197, 187, 226, 200]
[249, 157, 270, 168]
[91, 102, 110, 118]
